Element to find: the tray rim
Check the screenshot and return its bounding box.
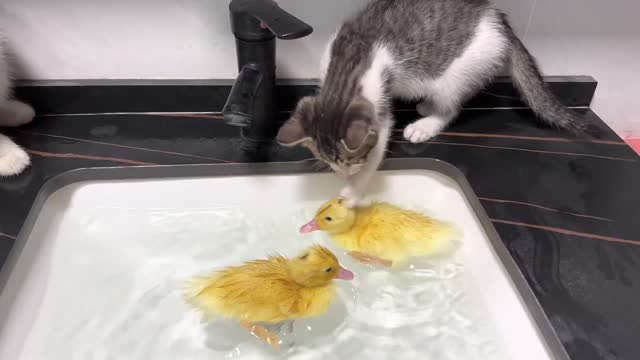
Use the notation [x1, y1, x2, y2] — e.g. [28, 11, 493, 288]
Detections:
[0, 158, 569, 360]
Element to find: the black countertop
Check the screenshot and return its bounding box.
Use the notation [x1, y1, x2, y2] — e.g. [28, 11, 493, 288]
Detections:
[1, 81, 639, 359]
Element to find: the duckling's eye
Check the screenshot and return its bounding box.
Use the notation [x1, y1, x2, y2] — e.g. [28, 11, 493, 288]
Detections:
[300, 254, 309, 260]
[325, 267, 333, 273]
[325, 217, 333, 222]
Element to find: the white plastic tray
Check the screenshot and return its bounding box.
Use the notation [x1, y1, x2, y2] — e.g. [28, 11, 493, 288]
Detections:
[0, 159, 568, 359]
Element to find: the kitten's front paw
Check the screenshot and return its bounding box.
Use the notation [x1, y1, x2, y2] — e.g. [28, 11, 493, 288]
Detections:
[403, 116, 447, 143]
[0, 137, 31, 177]
[339, 186, 359, 208]
[416, 100, 433, 117]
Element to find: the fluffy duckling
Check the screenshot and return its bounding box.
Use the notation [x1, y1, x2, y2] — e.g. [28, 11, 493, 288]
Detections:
[300, 198, 457, 267]
[185, 245, 353, 349]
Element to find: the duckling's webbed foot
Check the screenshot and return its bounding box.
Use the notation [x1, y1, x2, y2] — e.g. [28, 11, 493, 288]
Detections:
[240, 321, 280, 349]
[348, 251, 393, 267]
[272, 320, 296, 348]
[273, 320, 295, 336]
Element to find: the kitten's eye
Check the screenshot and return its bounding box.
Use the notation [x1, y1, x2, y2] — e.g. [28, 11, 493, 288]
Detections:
[325, 216, 333, 222]
[325, 267, 333, 273]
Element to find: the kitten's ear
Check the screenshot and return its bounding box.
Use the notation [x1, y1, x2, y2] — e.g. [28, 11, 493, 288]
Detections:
[340, 99, 378, 156]
[277, 96, 315, 147]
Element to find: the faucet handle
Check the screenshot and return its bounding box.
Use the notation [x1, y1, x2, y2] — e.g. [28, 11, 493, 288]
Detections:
[230, 0, 313, 41]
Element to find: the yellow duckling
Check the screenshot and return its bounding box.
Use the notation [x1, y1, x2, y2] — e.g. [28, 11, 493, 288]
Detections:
[185, 245, 353, 349]
[300, 198, 457, 267]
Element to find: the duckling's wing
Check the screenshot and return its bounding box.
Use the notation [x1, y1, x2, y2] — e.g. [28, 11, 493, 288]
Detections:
[278, 296, 297, 316]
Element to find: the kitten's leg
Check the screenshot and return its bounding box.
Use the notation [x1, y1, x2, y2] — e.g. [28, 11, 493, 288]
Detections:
[0, 134, 30, 176]
[340, 168, 373, 208]
[0, 100, 36, 127]
[403, 15, 510, 143]
[404, 90, 460, 143]
[416, 99, 434, 117]
[401, 80, 460, 144]
[339, 183, 361, 208]
[340, 126, 390, 207]
[403, 111, 456, 144]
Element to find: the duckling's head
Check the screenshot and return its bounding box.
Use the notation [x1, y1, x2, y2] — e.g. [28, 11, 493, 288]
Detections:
[289, 245, 354, 287]
[300, 197, 355, 234]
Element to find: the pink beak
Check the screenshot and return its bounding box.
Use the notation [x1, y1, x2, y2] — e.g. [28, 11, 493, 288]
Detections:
[336, 266, 354, 280]
[300, 219, 320, 233]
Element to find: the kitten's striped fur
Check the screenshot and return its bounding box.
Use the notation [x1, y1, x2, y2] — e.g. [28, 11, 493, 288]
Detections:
[278, 0, 586, 206]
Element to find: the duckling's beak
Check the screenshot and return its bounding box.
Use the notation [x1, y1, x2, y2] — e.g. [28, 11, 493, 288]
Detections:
[300, 219, 319, 233]
[336, 266, 354, 280]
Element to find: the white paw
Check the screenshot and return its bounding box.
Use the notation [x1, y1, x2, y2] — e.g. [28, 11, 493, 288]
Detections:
[416, 100, 433, 117]
[0, 100, 36, 127]
[0, 135, 31, 176]
[339, 186, 360, 208]
[403, 116, 447, 143]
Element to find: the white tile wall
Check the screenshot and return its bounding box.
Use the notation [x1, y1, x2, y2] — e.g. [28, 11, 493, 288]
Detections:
[0, 0, 535, 80]
[0, 0, 369, 80]
[523, 0, 640, 136]
[492, 0, 536, 37]
[0, 0, 637, 135]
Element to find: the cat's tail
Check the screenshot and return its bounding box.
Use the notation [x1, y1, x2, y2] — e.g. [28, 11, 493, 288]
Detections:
[507, 29, 590, 135]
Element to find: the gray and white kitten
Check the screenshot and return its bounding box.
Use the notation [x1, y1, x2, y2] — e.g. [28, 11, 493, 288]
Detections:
[277, 0, 585, 207]
[0, 35, 35, 177]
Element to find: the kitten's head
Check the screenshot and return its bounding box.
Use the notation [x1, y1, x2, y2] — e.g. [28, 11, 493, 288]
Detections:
[277, 95, 379, 177]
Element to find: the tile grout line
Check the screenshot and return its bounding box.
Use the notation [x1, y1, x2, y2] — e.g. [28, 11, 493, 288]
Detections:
[479, 197, 614, 222]
[0, 232, 17, 241]
[27, 149, 158, 166]
[392, 130, 625, 145]
[37, 111, 224, 117]
[390, 139, 636, 162]
[491, 218, 640, 246]
[17, 130, 234, 163]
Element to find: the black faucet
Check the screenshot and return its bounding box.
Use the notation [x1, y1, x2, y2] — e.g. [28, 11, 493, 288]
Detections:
[223, 0, 313, 141]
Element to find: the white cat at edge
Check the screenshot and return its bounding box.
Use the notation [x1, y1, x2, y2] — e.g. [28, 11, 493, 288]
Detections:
[0, 37, 35, 177]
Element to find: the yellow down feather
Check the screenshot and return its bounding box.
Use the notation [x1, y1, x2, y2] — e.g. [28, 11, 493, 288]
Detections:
[310, 198, 458, 264]
[184, 245, 346, 323]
